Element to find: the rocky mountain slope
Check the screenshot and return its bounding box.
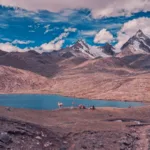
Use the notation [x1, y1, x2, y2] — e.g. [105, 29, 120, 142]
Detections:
[60, 40, 116, 58]
[0, 49, 88, 77]
[118, 30, 150, 57]
[0, 50, 59, 77]
[0, 65, 52, 93]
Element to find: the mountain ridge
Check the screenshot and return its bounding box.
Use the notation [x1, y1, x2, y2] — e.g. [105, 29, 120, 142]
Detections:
[118, 30, 150, 57]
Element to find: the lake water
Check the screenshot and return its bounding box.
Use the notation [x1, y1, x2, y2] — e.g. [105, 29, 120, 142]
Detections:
[0, 94, 145, 110]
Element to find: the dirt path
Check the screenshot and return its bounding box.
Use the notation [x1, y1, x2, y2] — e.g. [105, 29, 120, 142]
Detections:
[136, 126, 150, 150]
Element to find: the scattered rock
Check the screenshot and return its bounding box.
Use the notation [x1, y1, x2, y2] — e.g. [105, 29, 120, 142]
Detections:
[133, 121, 141, 125]
[119, 136, 131, 146]
[35, 136, 42, 140]
[0, 132, 12, 144]
[44, 141, 53, 148]
[119, 134, 138, 150]
[132, 133, 140, 140]
[98, 142, 104, 147]
[115, 120, 122, 122]
[41, 132, 45, 137]
[63, 141, 68, 144]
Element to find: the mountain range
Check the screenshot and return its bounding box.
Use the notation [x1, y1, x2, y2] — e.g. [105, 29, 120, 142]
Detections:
[0, 30, 150, 101]
[48, 29, 150, 59]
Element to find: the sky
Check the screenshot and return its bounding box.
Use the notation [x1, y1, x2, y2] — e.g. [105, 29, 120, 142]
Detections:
[0, 0, 150, 52]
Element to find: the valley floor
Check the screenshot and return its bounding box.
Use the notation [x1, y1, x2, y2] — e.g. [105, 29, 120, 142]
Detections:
[0, 106, 150, 149]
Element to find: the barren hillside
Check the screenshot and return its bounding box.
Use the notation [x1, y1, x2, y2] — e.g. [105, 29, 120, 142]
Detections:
[49, 57, 150, 102]
[0, 66, 52, 93]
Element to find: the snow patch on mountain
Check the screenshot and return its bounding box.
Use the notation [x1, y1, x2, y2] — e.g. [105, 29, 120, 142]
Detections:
[121, 30, 150, 55]
[70, 40, 115, 58]
[88, 46, 111, 58]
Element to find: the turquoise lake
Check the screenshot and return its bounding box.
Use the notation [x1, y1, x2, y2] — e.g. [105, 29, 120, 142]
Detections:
[0, 94, 145, 110]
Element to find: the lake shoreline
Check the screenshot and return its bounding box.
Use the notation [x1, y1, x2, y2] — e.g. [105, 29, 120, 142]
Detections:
[0, 94, 145, 110]
[0, 92, 148, 103]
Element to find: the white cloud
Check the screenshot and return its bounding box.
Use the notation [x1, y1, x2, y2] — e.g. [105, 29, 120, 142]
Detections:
[1, 38, 12, 42]
[41, 32, 70, 51]
[0, 42, 43, 53]
[0, 40, 63, 53]
[13, 8, 35, 18]
[64, 27, 77, 32]
[41, 40, 64, 51]
[94, 29, 114, 44]
[44, 24, 51, 34]
[53, 32, 69, 42]
[116, 17, 150, 49]
[0, 28, 74, 53]
[44, 25, 50, 29]
[1, 0, 150, 18]
[80, 30, 97, 36]
[41, 27, 76, 51]
[12, 40, 35, 45]
[0, 42, 23, 52]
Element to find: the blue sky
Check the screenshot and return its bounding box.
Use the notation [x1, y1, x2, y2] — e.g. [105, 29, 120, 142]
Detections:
[0, 1, 150, 52]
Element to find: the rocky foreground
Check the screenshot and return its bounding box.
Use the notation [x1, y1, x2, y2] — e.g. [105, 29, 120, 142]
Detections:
[0, 106, 150, 149]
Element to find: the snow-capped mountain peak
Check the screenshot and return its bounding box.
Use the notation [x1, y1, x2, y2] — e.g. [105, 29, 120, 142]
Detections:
[135, 29, 144, 38]
[59, 40, 116, 59]
[121, 30, 150, 55]
[71, 40, 116, 58]
[72, 40, 89, 51]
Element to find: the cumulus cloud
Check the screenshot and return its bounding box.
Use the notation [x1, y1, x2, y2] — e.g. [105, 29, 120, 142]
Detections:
[0, 26, 76, 52]
[12, 40, 35, 45]
[115, 17, 150, 49]
[41, 32, 70, 51]
[41, 27, 77, 51]
[1, 0, 150, 18]
[0, 42, 23, 52]
[0, 32, 68, 52]
[41, 40, 64, 51]
[94, 29, 114, 44]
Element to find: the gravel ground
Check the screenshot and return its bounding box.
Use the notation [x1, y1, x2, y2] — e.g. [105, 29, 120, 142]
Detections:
[1, 106, 150, 149]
